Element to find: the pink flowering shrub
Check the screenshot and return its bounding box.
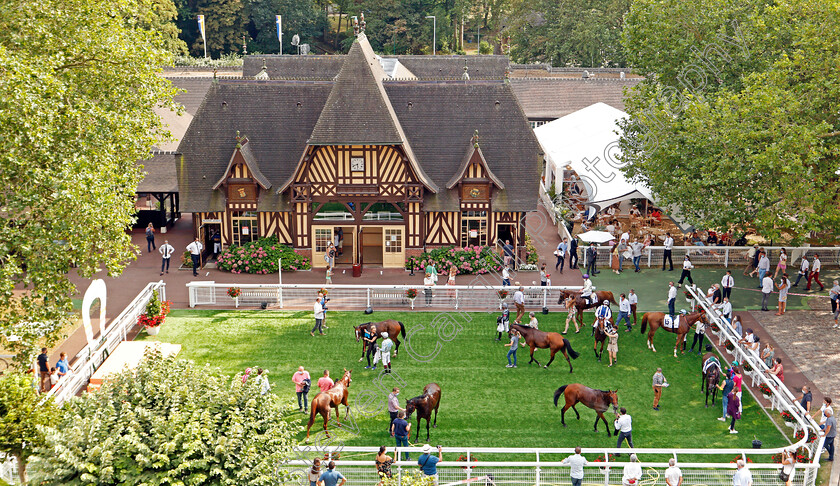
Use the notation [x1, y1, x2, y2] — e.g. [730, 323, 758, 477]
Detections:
[217, 237, 310, 274]
[405, 245, 502, 275]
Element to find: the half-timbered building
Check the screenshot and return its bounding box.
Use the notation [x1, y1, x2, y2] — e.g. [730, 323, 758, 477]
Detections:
[177, 32, 541, 268]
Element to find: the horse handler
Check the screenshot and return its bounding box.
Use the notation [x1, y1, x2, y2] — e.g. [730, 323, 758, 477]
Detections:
[652, 368, 669, 411]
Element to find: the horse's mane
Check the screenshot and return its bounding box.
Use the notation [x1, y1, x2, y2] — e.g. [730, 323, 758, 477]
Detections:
[407, 393, 426, 403]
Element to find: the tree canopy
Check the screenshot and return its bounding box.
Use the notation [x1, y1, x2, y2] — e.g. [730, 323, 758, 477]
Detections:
[0, 0, 178, 362]
[619, 0, 840, 242]
[29, 352, 299, 484]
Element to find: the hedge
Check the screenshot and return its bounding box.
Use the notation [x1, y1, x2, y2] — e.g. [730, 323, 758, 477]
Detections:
[217, 237, 311, 274]
[405, 245, 503, 275]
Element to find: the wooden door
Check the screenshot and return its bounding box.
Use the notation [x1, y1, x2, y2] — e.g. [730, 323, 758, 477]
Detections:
[383, 227, 404, 268]
[312, 226, 333, 268]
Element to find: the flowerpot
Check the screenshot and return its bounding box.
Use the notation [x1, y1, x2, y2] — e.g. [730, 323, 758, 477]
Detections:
[409, 298, 415, 310]
[146, 325, 160, 336]
[726, 348, 734, 355]
[784, 421, 795, 428]
[762, 393, 772, 400]
[711, 330, 720, 337]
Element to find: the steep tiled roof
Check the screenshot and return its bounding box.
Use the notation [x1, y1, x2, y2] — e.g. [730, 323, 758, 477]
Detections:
[392, 55, 509, 79]
[137, 152, 178, 193]
[169, 77, 214, 115]
[509, 78, 641, 120]
[242, 55, 345, 79]
[212, 137, 272, 190]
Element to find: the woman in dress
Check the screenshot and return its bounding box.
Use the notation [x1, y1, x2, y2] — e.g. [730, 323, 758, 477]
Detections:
[605, 325, 619, 367]
[375, 446, 394, 484]
[764, 357, 785, 383]
[776, 273, 790, 315]
[610, 244, 620, 274]
[308, 458, 321, 486]
[446, 266, 457, 302]
[774, 248, 788, 278]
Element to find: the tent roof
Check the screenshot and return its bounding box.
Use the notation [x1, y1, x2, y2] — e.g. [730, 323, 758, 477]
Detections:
[534, 102, 653, 210]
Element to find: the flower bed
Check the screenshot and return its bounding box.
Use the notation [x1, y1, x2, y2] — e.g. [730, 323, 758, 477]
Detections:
[405, 245, 502, 275]
[217, 237, 310, 274]
[743, 362, 754, 373]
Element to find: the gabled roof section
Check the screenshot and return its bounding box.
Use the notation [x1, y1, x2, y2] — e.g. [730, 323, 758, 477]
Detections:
[212, 135, 272, 190]
[446, 134, 505, 190]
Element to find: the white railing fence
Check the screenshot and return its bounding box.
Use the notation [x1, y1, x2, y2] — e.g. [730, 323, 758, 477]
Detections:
[539, 182, 574, 242]
[284, 445, 819, 486]
[188, 283, 582, 311]
[582, 246, 840, 269]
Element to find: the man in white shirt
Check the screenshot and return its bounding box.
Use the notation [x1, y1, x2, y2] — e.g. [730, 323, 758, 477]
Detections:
[714, 297, 733, 320]
[618, 294, 633, 331]
[665, 458, 682, 486]
[761, 275, 774, 311]
[792, 256, 809, 287]
[614, 407, 633, 450]
[622, 454, 642, 486]
[667, 282, 677, 317]
[502, 265, 511, 287]
[620, 231, 630, 243]
[662, 233, 674, 271]
[158, 239, 175, 276]
[739, 328, 760, 351]
[513, 286, 526, 324]
[311, 297, 325, 336]
[756, 252, 770, 288]
[721, 270, 735, 300]
[733, 459, 752, 486]
[806, 254, 824, 291]
[562, 446, 588, 486]
[628, 289, 639, 326]
[631, 238, 644, 272]
[186, 238, 204, 277]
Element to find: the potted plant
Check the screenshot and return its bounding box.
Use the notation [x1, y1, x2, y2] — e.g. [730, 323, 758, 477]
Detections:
[794, 430, 818, 444]
[743, 362, 754, 376]
[795, 446, 810, 463]
[456, 454, 478, 470]
[227, 287, 241, 307]
[781, 410, 796, 428]
[593, 453, 617, 474]
[683, 290, 694, 303]
[710, 321, 721, 336]
[724, 341, 735, 354]
[137, 290, 171, 336]
[405, 288, 418, 309]
[759, 382, 773, 399]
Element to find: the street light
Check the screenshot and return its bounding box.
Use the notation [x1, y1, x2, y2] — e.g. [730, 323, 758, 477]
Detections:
[426, 15, 436, 55]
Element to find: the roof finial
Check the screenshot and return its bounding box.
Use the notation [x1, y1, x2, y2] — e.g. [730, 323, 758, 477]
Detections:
[462, 60, 470, 80]
[353, 16, 359, 36]
[255, 58, 269, 80]
[359, 12, 366, 33]
[235, 131, 243, 148]
[472, 129, 480, 148]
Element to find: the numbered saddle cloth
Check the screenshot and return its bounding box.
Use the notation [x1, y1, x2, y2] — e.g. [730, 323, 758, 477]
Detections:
[587, 293, 598, 304]
[703, 356, 721, 374]
[663, 314, 680, 329]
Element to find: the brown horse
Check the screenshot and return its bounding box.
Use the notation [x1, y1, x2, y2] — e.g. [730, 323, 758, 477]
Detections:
[354, 320, 406, 356]
[405, 383, 442, 442]
[640, 311, 707, 357]
[511, 324, 580, 372]
[554, 384, 619, 436]
[701, 353, 722, 407]
[306, 369, 352, 441]
[557, 290, 618, 328]
[592, 317, 616, 362]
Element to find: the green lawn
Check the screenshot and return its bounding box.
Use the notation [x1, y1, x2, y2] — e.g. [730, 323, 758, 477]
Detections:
[139, 309, 792, 455]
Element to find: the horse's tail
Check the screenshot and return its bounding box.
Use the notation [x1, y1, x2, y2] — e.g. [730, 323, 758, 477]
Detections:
[554, 385, 568, 407]
[563, 338, 580, 360]
[399, 321, 406, 338]
[641, 314, 648, 333]
[609, 292, 618, 305]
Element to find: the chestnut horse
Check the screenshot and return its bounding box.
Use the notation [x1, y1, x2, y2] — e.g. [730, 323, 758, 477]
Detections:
[306, 369, 352, 441]
[554, 384, 619, 436]
[640, 311, 707, 357]
[405, 383, 442, 442]
[701, 353, 722, 407]
[557, 290, 618, 328]
[511, 324, 580, 373]
[354, 320, 406, 356]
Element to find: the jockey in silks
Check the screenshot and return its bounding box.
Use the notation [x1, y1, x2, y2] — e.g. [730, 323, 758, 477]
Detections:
[593, 300, 612, 336]
[581, 274, 595, 305]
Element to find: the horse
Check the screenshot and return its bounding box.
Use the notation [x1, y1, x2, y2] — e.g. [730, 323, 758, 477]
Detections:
[701, 353, 721, 407]
[640, 311, 707, 357]
[405, 383, 442, 442]
[557, 290, 618, 329]
[553, 384, 619, 436]
[354, 320, 406, 356]
[592, 317, 615, 362]
[511, 324, 580, 373]
[306, 369, 352, 441]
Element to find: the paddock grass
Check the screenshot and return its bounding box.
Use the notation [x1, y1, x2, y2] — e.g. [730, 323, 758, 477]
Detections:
[139, 309, 791, 455]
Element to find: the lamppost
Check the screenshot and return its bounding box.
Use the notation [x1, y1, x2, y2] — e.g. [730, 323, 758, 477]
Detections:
[426, 15, 436, 55]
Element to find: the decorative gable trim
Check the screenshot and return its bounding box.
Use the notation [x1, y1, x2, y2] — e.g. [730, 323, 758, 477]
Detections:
[446, 132, 505, 190]
[212, 135, 272, 190]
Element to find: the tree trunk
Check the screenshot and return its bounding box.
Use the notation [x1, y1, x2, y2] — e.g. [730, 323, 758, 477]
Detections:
[335, 11, 343, 49]
[16, 454, 27, 485]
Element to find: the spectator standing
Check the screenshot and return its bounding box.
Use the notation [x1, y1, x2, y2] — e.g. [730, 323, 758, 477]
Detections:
[822, 407, 836, 461]
[606, 325, 619, 367]
[617, 294, 632, 332]
[667, 282, 677, 317]
[721, 271, 734, 300]
[211, 230, 222, 259]
[317, 461, 346, 486]
[569, 237, 579, 269]
[814, 397, 832, 430]
[317, 370, 334, 393]
[540, 263, 548, 286]
[774, 248, 788, 278]
[830, 280, 840, 327]
[631, 238, 643, 273]
[562, 446, 588, 486]
[688, 313, 706, 355]
[555, 239, 567, 272]
[425, 262, 439, 284]
[733, 459, 752, 486]
[756, 251, 770, 287]
[761, 343, 775, 369]
[760, 275, 773, 311]
[652, 368, 668, 410]
[712, 284, 722, 305]
[365, 325, 379, 370]
[391, 411, 411, 459]
[776, 274, 790, 315]
[513, 286, 526, 324]
[158, 239, 175, 276]
[256, 368, 270, 395]
[502, 265, 511, 287]
[387, 388, 404, 432]
[418, 444, 442, 480]
[780, 449, 795, 486]
[145, 223, 156, 252]
[37, 347, 50, 393]
[614, 407, 633, 450]
[622, 454, 642, 486]
[502, 240, 515, 267]
[311, 297, 325, 336]
[677, 256, 694, 287]
[375, 446, 395, 481]
[48, 367, 58, 389]
[717, 371, 735, 422]
[627, 289, 639, 326]
[505, 329, 520, 368]
[586, 244, 598, 276]
[325, 243, 336, 270]
[617, 239, 628, 273]
[292, 366, 311, 412]
[715, 297, 733, 321]
[562, 297, 579, 335]
[798, 386, 813, 414]
[423, 273, 435, 306]
[739, 329, 760, 352]
[807, 254, 824, 291]
[186, 238, 203, 277]
[792, 256, 810, 287]
[380, 332, 394, 374]
[662, 233, 674, 271]
[765, 357, 785, 383]
[727, 391, 741, 434]
[308, 458, 321, 486]
[665, 459, 682, 486]
[55, 352, 69, 379]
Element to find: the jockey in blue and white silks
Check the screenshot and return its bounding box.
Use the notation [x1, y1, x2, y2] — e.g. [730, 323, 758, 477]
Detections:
[594, 300, 612, 332]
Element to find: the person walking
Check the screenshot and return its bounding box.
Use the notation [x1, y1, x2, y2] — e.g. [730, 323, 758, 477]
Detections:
[37, 347, 50, 393]
[562, 297, 579, 335]
[423, 273, 435, 306]
[628, 289, 639, 327]
[830, 280, 840, 327]
[502, 240, 515, 267]
[505, 329, 520, 368]
[425, 262, 439, 284]
[662, 232, 674, 271]
[631, 237, 643, 273]
[665, 458, 682, 486]
[570, 237, 579, 269]
[513, 286, 526, 324]
[158, 239, 175, 276]
[555, 238, 568, 272]
[418, 444, 443, 480]
[391, 410, 412, 460]
[502, 264, 511, 287]
[733, 459, 751, 486]
[774, 248, 788, 278]
[326, 242, 336, 270]
[652, 368, 668, 411]
[292, 366, 311, 413]
[688, 313, 706, 355]
[806, 254, 824, 291]
[667, 282, 677, 317]
[145, 223, 156, 252]
[316, 461, 346, 486]
[586, 244, 598, 276]
[562, 446, 588, 486]
[614, 407, 633, 451]
[776, 273, 790, 315]
[380, 332, 394, 374]
[727, 391, 741, 433]
[756, 251, 770, 287]
[540, 263, 548, 286]
[721, 271, 735, 301]
[387, 388, 405, 432]
[822, 407, 836, 461]
[617, 294, 632, 332]
[606, 324, 619, 367]
[55, 352, 69, 380]
[211, 229, 222, 259]
[311, 297, 325, 336]
[622, 454, 642, 486]
[186, 238, 203, 277]
[717, 371, 735, 422]
[743, 244, 760, 276]
[677, 255, 694, 287]
[792, 256, 809, 287]
[760, 274, 773, 311]
[317, 370, 334, 392]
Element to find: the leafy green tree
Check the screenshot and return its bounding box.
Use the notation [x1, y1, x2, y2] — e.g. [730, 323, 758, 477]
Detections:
[247, 0, 325, 55]
[619, 0, 840, 242]
[29, 352, 300, 484]
[139, 0, 189, 55]
[0, 0, 178, 363]
[0, 373, 59, 484]
[192, 0, 249, 56]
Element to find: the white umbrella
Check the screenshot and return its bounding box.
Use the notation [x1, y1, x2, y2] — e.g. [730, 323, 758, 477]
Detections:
[576, 230, 614, 244]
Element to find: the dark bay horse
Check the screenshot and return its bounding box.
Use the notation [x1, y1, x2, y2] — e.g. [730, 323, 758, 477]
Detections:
[592, 317, 615, 362]
[306, 369, 352, 441]
[554, 384, 619, 436]
[557, 290, 618, 328]
[354, 320, 406, 356]
[405, 383, 441, 442]
[701, 353, 721, 407]
[511, 324, 580, 373]
[640, 311, 707, 357]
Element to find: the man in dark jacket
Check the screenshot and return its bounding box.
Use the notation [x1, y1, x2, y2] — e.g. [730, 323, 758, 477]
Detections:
[586, 244, 598, 276]
[570, 238, 579, 269]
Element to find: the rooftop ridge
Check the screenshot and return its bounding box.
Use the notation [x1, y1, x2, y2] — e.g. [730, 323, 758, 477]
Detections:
[511, 77, 643, 82]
